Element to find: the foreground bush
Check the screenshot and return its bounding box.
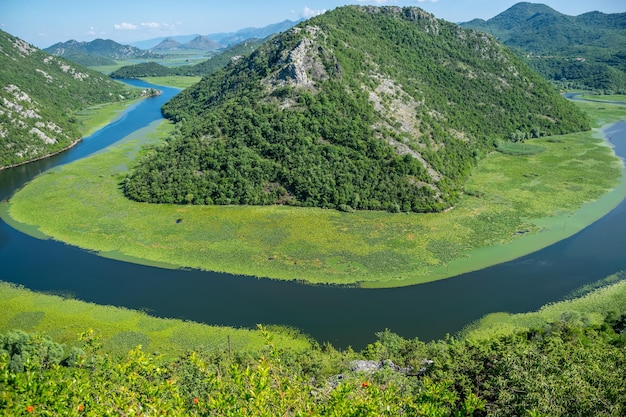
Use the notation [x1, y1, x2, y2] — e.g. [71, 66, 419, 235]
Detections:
[3, 315, 626, 416]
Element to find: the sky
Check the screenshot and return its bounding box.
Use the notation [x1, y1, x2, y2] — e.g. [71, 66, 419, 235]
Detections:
[1, 0, 624, 49]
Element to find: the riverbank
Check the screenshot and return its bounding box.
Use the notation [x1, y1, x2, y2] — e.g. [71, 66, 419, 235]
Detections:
[3, 99, 626, 287]
[0, 280, 310, 358]
[0, 98, 142, 172]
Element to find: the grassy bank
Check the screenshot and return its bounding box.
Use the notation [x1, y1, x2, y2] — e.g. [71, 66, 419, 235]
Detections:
[579, 94, 626, 104]
[75, 99, 142, 138]
[461, 272, 626, 340]
[3, 100, 626, 287]
[141, 76, 202, 89]
[0, 281, 309, 358]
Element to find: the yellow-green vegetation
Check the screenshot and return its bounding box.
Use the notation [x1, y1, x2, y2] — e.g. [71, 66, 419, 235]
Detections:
[461, 272, 626, 340]
[74, 99, 143, 137]
[3, 100, 625, 287]
[0, 281, 309, 359]
[580, 94, 626, 104]
[572, 97, 626, 128]
[141, 76, 202, 89]
[2, 275, 626, 416]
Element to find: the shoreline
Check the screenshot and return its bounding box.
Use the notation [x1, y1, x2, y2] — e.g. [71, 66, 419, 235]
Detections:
[0, 137, 82, 172]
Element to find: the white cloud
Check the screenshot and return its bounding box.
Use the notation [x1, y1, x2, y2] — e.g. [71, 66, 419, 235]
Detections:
[85, 26, 97, 35]
[113, 21, 178, 32]
[302, 6, 326, 18]
[141, 22, 161, 29]
[114, 22, 138, 30]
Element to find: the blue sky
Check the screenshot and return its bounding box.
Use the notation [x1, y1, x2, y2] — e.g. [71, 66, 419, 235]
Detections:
[1, 0, 624, 48]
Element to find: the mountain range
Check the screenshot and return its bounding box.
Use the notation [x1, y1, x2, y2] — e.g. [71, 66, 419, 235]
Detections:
[123, 5, 587, 213]
[44, 38, 161, 66]
[460, 2, 626, 92]
[152, 35, 222, 51]
[0, 30, 135, 168]
[130, 19, 301, 50]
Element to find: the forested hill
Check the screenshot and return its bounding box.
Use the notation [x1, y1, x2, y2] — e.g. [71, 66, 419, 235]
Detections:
[0, 30, 136, 169]
[461, 2, 626, 92]
[124, 6, 588, 213]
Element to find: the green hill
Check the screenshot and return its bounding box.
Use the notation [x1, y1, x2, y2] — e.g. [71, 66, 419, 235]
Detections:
[0, 30, 137, 168]
[460, 2, 626, 92]
[123, 5, 587, 213]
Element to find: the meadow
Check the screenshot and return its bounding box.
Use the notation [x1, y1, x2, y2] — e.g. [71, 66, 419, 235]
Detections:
[3, 99, 626, 287]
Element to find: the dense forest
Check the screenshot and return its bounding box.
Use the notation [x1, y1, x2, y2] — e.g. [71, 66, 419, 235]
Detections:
[123, 6, 588, 213]
[461, 2, 626, 93]
[110, 39, 265, 79]
[2, 312, 625, 416]
[0, 30, 137, 169]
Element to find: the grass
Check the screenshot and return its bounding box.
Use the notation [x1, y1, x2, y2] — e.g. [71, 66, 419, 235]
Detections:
[579, 94, 626, 104]
[571, 98, 626, 128]
[0, 281, 310, 358]
[3, 100, 625, 287]
[461, 272, 626, 341]
[495, 141, 545, 156]
[141, 76, 202, 89]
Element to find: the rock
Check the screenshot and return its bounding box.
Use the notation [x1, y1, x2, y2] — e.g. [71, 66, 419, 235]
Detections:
[349, 359, 414, 374]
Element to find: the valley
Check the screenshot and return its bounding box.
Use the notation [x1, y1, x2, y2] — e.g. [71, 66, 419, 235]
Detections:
[1, 2, 626, 415]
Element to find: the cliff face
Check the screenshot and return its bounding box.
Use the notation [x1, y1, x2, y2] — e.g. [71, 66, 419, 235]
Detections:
[124, 6, 588, 212]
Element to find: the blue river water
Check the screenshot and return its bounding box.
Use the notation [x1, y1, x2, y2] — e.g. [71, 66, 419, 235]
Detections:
[1, 81, 625, 349]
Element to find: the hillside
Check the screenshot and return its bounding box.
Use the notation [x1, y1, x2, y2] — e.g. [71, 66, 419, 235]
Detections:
[461, 2, 626, 92]
[110, 38, 265, 78]
[0, 30, 136, 168]
[44, 38, 162, 67]
[124, 6, 588, 213]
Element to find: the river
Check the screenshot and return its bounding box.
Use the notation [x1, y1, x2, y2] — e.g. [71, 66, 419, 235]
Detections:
[1, 80, 625, 349]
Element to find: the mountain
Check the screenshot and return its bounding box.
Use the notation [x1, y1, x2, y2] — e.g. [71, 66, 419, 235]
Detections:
[149, 35, 222, 52]
[123, 6, 588, 213]
[152, 38, 184, 51]
[182, 35, 222, 51]
[110, 38, 266, 78]
[208, 19, 302, 46]
[130, 19, 300, 50]
[0, 30, 136, 168]
[131, 35, 199, 50]
[460, 2, 626, 92]
[44, 38, 162, 66]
